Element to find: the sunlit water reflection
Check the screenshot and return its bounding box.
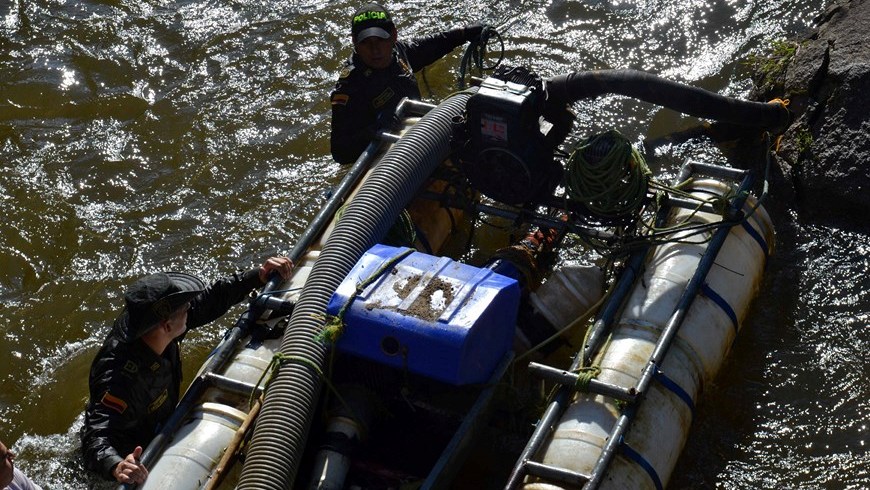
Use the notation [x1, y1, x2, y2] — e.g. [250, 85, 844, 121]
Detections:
[2, 0, 867, 488]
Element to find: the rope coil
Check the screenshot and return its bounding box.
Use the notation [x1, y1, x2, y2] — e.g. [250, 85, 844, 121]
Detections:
[565, 130, 651, 220]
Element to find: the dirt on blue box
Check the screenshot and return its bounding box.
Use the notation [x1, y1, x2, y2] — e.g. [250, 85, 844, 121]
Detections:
[328, 244, 520, 385]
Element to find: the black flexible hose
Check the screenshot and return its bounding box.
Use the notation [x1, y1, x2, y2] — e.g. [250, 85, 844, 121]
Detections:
[236, 90, 474, 489]
[547, 69, 791, 132]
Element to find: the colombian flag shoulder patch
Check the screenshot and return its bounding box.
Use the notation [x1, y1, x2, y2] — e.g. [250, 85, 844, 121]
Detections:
[331, 93, 349, 106]
[100, 392, 128, 414]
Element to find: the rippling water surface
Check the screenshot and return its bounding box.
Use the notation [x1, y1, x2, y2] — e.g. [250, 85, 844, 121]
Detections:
[2, 0, 867, 488]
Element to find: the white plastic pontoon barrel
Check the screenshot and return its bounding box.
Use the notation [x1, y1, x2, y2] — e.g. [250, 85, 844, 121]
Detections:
[524, 178, 774, 490]
[529, 264, 604, 333]
[140, 337, 281, 489]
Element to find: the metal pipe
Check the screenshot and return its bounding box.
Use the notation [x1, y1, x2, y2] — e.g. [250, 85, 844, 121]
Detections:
[250, 294, 295, 314]
[411, 190, 617, 243]
[395, 98, 436, 116]
[423, 352, 513, 489]
[202, 372, 262, 397]
[666, 196, 719, 215]
[527, 363, 636, 402]
[678, 161, 748, 182]
[581, 246, 649, 365]
[473, 202, 614, 241]
[583, 170, 756, 489]
[524, 461, 590, 486]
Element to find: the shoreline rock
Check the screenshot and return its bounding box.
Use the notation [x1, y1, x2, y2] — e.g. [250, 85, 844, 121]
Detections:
[753, 0, 870, 229]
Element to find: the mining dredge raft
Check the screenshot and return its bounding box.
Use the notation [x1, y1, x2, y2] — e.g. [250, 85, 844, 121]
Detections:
[129, 65, 786, 490]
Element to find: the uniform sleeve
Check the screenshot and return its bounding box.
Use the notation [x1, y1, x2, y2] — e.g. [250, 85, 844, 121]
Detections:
[81, 407, 125, 479]
[403, 27, 467, 71]
[81, 359, 143, 480]
[185, 268, 263, 330]
[330, 77, 377, 164]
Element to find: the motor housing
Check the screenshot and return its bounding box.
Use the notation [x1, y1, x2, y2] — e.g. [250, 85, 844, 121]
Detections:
[457, 66, 569, 206]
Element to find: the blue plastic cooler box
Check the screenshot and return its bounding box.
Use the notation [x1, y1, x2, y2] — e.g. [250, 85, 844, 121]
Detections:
[328, 244, 520, 385]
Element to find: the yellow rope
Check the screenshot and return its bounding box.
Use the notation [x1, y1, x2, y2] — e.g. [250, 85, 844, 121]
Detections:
[513, 279, 616, 400]
[316, 247, 416, 344]
[251, 352, 368, 434]
[512, 288, 608, 366]
[767, 98, 791, 149]
[573, 366, 602, 392]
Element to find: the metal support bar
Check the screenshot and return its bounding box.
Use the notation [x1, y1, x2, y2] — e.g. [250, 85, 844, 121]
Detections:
[394, 98, 436, 117]
[666, 196, 720, 215]
[423, 352, 514, 490]
[528, 363, 636, 402]
[504, 388, 571, 489]
[524, 461, 591, 486]
[412, 191, 617, 243]
[203, 372, 263, 398]
[474, 202, 615, 242]
[250, 294, 295, 315]
[379, 132, 401, 143]
[581, 246, 649, 366]
[677, 160, 748, 183]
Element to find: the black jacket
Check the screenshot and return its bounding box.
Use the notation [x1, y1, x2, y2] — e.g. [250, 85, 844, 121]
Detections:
[80, 268, 264, 480]
[330, 27, 469, 164]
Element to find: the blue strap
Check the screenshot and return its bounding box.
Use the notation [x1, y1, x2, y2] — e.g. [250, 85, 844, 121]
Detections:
[619, 436, 664, 490]
[701, 283, 738, 334]
[654, 366, 695, 419]
[741, 220, 769, 259]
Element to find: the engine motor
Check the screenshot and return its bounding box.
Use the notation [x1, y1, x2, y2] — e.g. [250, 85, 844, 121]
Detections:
[456, 66, 572, 206]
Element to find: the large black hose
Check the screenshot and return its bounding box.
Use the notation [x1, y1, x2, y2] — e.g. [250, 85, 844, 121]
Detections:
[236, 90, 474, 489]
[546, 69, 790, 132]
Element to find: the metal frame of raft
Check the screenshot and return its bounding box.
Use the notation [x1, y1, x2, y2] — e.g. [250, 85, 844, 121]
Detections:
[124, 82, 773, 487]
[505, 161, 758, 490]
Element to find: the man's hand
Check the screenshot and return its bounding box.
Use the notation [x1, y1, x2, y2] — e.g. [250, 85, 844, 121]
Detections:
[259, 256, 294, 283]
[112, 446, 148, 484]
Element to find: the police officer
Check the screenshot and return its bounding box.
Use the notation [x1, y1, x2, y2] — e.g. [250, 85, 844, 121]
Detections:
[80, 257, 293, 484]
[330, 3, 485, 164]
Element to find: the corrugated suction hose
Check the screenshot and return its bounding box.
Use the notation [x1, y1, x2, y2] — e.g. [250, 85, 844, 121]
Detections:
[236, 91, 474, 489]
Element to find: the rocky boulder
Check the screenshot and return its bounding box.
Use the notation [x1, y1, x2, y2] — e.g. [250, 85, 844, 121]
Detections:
[754, 0, 870, 228]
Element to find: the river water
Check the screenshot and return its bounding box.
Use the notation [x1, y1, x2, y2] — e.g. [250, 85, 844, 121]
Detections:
[1, 0, 867, 488]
